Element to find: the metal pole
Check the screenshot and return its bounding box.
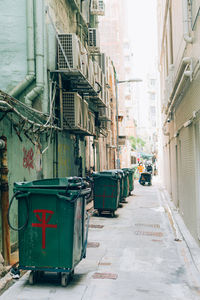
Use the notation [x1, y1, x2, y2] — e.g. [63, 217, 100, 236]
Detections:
[114, 76, 120, 169]
[0, 136, 11, 265]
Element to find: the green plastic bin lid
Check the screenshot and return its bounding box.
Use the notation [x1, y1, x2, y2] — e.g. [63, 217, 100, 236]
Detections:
[122, 168, 135, 173]
[93, 170, 119, 178]
[14, 177, 85, 190]
[122, 168, 135, 174]
[109, 169, 124, 177]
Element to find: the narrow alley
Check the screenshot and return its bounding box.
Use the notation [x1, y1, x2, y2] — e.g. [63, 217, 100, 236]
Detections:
[1, 181, 200, 300]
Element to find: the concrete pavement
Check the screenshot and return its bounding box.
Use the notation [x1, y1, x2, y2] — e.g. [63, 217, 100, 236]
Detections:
[1, 180, 200, 299]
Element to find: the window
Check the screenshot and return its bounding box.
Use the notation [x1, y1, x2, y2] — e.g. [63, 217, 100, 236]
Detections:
[149, 92, 155, 101]
[150, 79, 156, 86]
[150, 106, 156, 116]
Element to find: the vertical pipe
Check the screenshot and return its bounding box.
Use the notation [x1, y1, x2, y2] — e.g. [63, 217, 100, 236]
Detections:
[0, 136, 10, 265]
[59, 74, 63, 130]
[9, 0, 35, 98]
[169, 5, 174, 65]
[25, 0, 44, 106]
[93, 137, 96, 171]
[42, 16, 48, 113]
[27, 0, 35, 76]
[182, 0, 193, 43]
[114, 75, 120, 169]
[35, 0, 44, 89]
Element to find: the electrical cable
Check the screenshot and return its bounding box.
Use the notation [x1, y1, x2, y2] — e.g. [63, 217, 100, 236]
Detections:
[7, 191, 30, 231]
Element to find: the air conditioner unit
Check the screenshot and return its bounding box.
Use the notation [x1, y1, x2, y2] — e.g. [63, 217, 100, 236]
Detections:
[62, 92, 83, 130]
[100, 74, 105, 103]
[82, 100, 89, 131]
[88, 111, 96, 135]
[100, 120, 107, 129]
[99, 53, 109, 85]
[105, 56, 110, 86]
[91, 0, 105, 16]
[58, 33, 87, 76]
[88, 28, 100, 49]
[93, 61, 100, 83]
[107, 129, 112, 145]
[99, 105, 111, 121]
[81, 52, 89, 79]
[88, 58, 95, 87]
[104, 86, 109, 105]
[93, 61, 102, 93]
[99, 53, 106, 74]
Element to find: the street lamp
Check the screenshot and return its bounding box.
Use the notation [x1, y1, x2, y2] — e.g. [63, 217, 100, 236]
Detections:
[114, 76, 142, 169]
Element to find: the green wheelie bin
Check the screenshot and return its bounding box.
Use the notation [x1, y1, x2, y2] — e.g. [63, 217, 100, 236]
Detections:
[93, 171, 120, 217]
[8, 177, 91, 286]
[121, 169, 130, 199]
[122, 168, 135, 195]
[110, 169, 125, 203]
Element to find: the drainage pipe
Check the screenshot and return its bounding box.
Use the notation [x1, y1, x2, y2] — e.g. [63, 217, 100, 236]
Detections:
[9, 0, 35, 98]
[182, 0, 193, 43]
[0, 136, 10, 265]
[165, 57, 192, 124]
[25, 0, 44, 107]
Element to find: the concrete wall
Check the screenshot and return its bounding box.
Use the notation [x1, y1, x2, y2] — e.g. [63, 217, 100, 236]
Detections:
[158, 0, 200, 245]
[0, 0, 27, 92]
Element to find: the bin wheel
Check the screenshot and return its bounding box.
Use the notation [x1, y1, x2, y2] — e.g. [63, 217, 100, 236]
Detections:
[69, 270, 74, 280]
[111, 211, 115, 218]
[98, 210, 102, 216]
[61, 273, 69, 287]
[29, 271, 36, 285]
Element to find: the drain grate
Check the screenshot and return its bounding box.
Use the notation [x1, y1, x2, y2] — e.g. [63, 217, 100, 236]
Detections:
[135, 231, 163, 237]
[89, 224, 104, 229]
[87, 242, 100, 248]
[99, 262, 111, 266]
[135, 223, 160, 229]
[92, 272, 118, 280]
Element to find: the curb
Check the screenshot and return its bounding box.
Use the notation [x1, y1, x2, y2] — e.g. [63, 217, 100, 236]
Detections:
[0, 268, 12, 296]
[160, 186, 200, 274]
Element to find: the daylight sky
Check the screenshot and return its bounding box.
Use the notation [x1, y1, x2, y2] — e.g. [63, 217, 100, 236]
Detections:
[125, 0, 158, 78]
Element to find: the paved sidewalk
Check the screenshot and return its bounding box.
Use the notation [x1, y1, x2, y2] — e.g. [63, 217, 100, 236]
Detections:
[1, 181, 200, 299]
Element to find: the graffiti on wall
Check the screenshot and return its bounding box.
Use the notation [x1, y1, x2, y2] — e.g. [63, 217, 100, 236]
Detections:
[35, 142, 42, 172]
[23, 147, 34, 171]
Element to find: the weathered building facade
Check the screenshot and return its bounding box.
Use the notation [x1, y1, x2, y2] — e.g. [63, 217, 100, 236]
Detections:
[158, 0, 200, 245]
[0, 0, 118, 265]
[99, 0, 136, 168]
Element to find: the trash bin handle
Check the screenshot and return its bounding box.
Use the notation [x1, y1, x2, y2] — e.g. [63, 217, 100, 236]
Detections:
[15, 192, 31, 199]
[7, 191, 30, 231]
[56, 194, 72, 202]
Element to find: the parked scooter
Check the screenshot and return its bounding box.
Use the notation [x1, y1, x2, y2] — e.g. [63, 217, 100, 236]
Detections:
[139, 164, 152, 186]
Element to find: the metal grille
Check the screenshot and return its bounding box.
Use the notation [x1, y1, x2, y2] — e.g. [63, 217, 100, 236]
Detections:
[89, 224, 104, 229]
[98, 0, 104, 10]
[135, 223, 160, 229]
[62, 92, 82, 129]
[92, 272, 118, 280]
[87, 242, 100, 248]
[135, 231, 163, 237]
[91, 0, 105, 15]
[58, 34, 73, 69]
[92, 0, 98, 9]
[83, 100, 88, 130]
[88, 111, 95, 134]
[89, 28, 97, 47]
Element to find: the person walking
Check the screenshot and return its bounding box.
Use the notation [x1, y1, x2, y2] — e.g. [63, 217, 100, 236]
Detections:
[137, 163, 144, 175]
